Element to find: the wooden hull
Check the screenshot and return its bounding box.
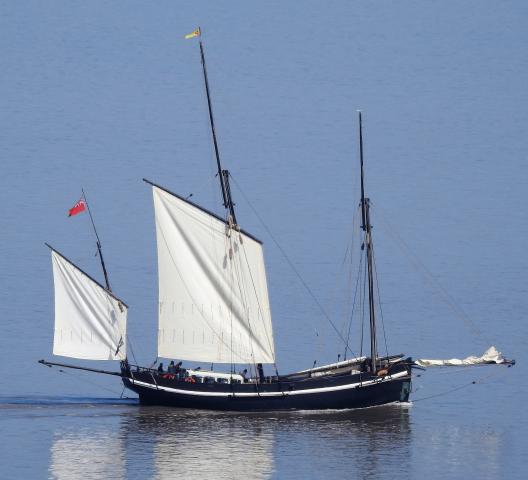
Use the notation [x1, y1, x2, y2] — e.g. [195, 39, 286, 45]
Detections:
[122, 363, 412, 411]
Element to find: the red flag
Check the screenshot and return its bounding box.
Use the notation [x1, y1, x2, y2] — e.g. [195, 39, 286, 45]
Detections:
[68, 198, 86, 217]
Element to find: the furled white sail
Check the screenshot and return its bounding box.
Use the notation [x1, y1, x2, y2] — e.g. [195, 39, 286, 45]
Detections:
[416, 346, 505, 367]
[51, 249, 127, 360]
[152, 185, 275, 364]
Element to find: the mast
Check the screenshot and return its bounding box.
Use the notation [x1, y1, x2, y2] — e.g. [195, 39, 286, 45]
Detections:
[82, 189, 111, 292]
[358, 112, 378, 373]
[197, 30, 238, 224]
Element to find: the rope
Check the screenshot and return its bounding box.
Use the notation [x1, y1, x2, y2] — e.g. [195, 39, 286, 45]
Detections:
[412, 367, 507, 403]
[53, 366, 133, 399]
[229, 175, 351, 350]
[419, 365, 500, 375]
[328, 208, 359, 344]
[126, 334, 138, 365]
[229, 228, 257, 376]
[239, 237, 278, 373]
[371, 243, 390, 359]
[344, 250, 363, 360]
[337, 206, 361, 356]
[225, 219, 235, 375]
[372, 202, 490, 345]
[359, 247, 367, 358]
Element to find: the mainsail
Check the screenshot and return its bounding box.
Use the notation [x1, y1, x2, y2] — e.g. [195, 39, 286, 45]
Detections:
[151, 184, 275, 364]
[51, 249, 127, 360]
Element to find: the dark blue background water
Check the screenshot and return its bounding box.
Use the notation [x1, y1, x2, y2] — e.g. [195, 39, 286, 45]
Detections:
[1, 1, 526, 478]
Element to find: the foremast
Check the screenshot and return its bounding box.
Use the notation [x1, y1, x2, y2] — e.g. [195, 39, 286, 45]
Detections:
[358, 112, 378, 374]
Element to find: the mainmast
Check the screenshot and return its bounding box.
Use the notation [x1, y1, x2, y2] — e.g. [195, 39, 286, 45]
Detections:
[196, 28, 238, 224]
[358, 112, 378, 373]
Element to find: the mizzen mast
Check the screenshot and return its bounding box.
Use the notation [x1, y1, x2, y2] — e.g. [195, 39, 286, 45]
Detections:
[195, 28, 238, 224]
[81, 189, 111, 292]
[358, 111, 378, 373]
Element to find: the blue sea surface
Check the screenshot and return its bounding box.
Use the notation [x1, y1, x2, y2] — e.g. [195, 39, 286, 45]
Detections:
[1, 1, 527, 478]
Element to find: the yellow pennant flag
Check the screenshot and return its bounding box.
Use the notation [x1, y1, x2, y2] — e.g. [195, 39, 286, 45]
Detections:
[185, 28, 201, 39]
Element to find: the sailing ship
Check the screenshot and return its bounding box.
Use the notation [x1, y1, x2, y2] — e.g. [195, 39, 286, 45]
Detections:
[39, 30, 512, 411]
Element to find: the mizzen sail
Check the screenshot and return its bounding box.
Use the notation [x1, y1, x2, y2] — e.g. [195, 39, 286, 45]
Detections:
[51, 249, 127, 360]
[151, 184, 275, 364]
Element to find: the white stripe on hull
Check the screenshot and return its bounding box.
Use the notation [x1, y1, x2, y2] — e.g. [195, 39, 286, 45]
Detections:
[129, 370, 409, 398]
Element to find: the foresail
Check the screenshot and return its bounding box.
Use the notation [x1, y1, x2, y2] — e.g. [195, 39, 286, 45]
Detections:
[51, 249, 127, 360]
[152, 185, 275, 364]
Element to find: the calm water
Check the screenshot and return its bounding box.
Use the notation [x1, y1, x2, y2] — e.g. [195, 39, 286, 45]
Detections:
[0, 396, 521, 480]
[1, 1, 527, 478]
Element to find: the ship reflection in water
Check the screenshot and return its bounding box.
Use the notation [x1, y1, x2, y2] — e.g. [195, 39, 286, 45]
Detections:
[147, 409, 274, 479]
[50, 430, 126, 480]
[48, 403, 415, 479]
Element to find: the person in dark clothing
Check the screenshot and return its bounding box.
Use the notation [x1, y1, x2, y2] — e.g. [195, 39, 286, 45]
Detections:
[157, 362, 164, 373]
[257, 363, 265, 383]
[120, 360, 131, 376]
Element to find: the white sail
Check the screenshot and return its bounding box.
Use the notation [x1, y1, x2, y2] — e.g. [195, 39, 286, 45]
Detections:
[51, 249, 127, 360]
[416, 346, 505, 367]
[152, 185, 275, 364]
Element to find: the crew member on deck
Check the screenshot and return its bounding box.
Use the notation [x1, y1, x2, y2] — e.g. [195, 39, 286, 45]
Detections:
[257, 363, 265, 383]
[157, 362, 164, 373]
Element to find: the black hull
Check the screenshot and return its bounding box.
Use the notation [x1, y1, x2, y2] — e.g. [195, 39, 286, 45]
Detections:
[122, 365, 412, 412]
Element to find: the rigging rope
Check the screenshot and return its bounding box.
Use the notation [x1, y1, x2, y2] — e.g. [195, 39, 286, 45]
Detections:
[126, 334, 138, 365]
[229, 174, 354, 354]
[359, 245, 368, 358]
[239, 236, 279, 375]
[228, 226, 258, 378]
[336, 206, 360, 346]
[53, 366, 133, 399]
[371, 243, 390, 360]
[224, 218, 236, 375]
[411, 367, 508, 403]
[371, 202, 491, 345]
[344, 250, 363, 360]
